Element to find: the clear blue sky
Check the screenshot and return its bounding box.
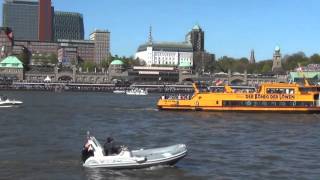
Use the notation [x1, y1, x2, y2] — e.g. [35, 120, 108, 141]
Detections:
[1, 0, 320, 61]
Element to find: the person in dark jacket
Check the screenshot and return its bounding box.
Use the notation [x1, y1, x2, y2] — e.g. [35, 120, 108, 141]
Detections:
[103, 137, 116, 155]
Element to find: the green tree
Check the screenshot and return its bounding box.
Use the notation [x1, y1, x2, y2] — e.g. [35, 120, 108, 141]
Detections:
[47, 53, 58, 65]
[17, 47, 31, 70]
[310, 54, 320, 64]
[82, 61, 96, 72]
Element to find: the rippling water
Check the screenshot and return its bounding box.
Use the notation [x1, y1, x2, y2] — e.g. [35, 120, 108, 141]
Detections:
[0, 91, 320, 179]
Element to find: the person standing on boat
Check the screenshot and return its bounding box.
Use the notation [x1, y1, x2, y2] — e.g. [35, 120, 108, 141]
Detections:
[104, 137, 117, 155]
[81, 136, 94, 162]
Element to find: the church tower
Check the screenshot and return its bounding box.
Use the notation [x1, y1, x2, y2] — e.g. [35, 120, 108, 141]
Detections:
[249, 49, 255, 64]
[272, 46, 283, 72]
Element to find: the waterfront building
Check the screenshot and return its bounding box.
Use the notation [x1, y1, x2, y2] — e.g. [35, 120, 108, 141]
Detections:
[2, 0, 39, 40]
[0, 56, 24, 80]
[249, 49, 255, 64]
[53, 11, 84, 41]
[109, 59, 124, 73]
[185, 24, 215, 73]
[193, 51, 215, 73]
[38, 0, 53, 41]
[185, 24, 204, 52]
[13, 40, 59, 55]
[89, 30, 111, 64]
[57, 39, 95, 63]
[128, 66, 179, 82]
[57, 46, 77, 66]
[135, 42, 193, 67]
[135, 26, 193, 67]
[108, 59, 128, 81]
[272, 46, 283, 72]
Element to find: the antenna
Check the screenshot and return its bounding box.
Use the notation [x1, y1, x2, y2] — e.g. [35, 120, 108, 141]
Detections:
[148, 25, 153, 44]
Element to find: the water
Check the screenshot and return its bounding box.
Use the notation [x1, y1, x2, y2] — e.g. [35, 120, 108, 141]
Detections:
[0, 91, 320, 179]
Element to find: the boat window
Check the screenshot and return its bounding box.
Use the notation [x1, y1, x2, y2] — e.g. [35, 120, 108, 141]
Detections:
[266, 88, 295, 94]
[208, 86, 225, 93]
[222, 101, 314, 107]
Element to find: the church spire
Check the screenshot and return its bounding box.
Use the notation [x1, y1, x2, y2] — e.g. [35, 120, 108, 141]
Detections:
[249, 49, 255, 64]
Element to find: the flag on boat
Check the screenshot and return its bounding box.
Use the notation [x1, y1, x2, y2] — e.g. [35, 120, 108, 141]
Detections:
[215, 79, 223, 86]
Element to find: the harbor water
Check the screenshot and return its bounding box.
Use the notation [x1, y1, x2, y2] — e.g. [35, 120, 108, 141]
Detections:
[0, 91, 320, 179]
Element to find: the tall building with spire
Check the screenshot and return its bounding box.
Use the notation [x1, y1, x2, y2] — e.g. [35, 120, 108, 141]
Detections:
[272, 46, 283, 72]
[249, 49, 255, 64]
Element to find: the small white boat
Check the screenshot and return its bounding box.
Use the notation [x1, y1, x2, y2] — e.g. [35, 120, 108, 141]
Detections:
[81, 136, 187, 169]
[113, 90, 126, 94]
[126, 88, 148, 96]
[0, 96, 23, 107]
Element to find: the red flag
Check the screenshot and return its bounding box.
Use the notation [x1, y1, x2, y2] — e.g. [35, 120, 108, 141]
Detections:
[215, 79, 223, 86]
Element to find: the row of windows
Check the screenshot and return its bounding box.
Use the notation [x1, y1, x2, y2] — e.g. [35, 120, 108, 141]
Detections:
[222, 101, 315, 107]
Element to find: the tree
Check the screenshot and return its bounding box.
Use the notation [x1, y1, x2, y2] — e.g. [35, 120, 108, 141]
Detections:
[16, 47, 31, 70]
[47, 53, 58, 65]
[310, 54, 320, 64]
[81, 61, 96, 72]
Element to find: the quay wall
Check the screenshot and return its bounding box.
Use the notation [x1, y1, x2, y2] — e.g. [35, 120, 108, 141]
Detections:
[0, 82, 194, 93]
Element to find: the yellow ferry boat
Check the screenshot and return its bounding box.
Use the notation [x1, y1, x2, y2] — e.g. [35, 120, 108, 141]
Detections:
[157, 82, 320, 112]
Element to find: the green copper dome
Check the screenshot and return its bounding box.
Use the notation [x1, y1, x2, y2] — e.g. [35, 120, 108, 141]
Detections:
[0, 56, 23, 68]
[110, 59, 124, 65]
[192, 24, 201, 30]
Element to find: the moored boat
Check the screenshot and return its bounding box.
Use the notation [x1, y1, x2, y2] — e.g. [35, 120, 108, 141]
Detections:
[126, 88, 148, 96]
[81, 135, 187, 169]
[157, 82, 320, 113]
[0, 96, 23, 107]
[113, 90, 126, 94]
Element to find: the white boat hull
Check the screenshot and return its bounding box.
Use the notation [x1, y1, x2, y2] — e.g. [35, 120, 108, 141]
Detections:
[82, 137, 187, 169]
[0, 100, 23, 107]
[113, 90, 126, 94]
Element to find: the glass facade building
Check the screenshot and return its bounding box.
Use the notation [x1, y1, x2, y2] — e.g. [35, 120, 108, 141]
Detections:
[53, 11, 84, 41]
[2, 0, 39, 41]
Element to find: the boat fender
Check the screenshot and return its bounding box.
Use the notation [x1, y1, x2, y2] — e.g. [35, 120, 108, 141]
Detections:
[195, 101, 199, 107]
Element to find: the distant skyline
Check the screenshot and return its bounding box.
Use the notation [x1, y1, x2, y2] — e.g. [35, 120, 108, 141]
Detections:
[1, 0, 320, 61]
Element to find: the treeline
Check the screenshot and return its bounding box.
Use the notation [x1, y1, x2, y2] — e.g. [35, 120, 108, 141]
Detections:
[213, 52, 320, 74]
[79, 55, 143, 72]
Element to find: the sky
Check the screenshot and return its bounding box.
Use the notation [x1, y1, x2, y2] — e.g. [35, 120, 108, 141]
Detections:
[1, 0, 320, 61]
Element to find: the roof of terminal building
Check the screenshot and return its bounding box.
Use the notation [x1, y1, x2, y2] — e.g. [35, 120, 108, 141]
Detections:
[179, 61, 192, 67]
[0, 56, 23, 68]
[137, 41, 193, 52]
[110, 59, 124, 65]
[289, 72, 319, 79]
